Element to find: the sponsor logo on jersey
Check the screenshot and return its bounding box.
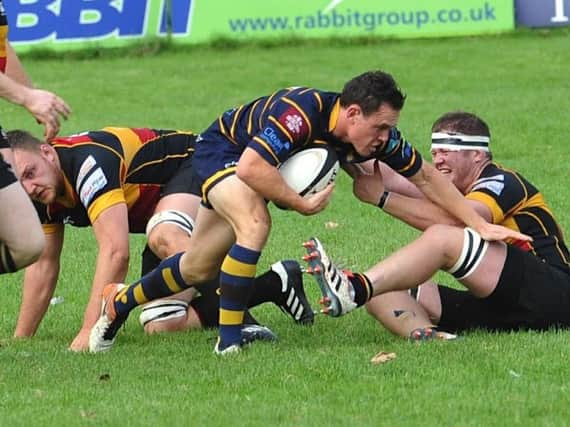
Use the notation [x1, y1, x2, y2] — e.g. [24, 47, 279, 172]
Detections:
[76, 155, 97, 188]
[472, 175, 505, 196]
[261, 126, 290, 154]
[79, 167, 108, 207]
[278, 107, 308, 139]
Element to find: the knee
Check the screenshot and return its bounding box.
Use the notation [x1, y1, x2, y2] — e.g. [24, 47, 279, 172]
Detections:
[146, 209, 195, 259]
[148, 226, 191, 259]
[11, 230, 45, 269]
[235, 215, 272, 247]
[423, 224, 463, 251]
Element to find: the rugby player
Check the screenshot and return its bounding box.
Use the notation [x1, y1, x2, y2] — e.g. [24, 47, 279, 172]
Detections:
[304, 111, 570, 337]
[8, 128, 313, 352]
[90, 71, 529, 354]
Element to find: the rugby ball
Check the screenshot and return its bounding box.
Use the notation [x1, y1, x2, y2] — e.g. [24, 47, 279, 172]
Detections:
[277, 145, 339, 208]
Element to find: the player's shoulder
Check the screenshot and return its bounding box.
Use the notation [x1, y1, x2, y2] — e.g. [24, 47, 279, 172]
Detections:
[277, 87, 335, 112]
[477, 162, 523, 186]
[470, 162, 526, 197]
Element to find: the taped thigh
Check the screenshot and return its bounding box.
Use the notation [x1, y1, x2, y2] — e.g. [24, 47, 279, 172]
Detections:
[446, 227, 489, 280]
[145, 209, 194, 239]
[139, 299, 189, 326]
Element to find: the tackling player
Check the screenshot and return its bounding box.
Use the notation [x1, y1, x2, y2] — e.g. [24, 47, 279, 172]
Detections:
[304, 111, 570, 336]
[8, 128, 313, 352]
[89, 71, 529, 355]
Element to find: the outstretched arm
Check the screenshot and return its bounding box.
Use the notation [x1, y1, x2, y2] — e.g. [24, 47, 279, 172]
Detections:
[0, 42, 71, 140]
[14, 226, 64, 337]
[408, 162, 529, 241]
[354, 160, 492, 230]
[69, 203, 130, 352]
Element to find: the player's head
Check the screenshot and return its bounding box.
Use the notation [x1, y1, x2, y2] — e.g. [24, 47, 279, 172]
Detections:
[338, 71, 406, 156]
[6, 130, 63, 204]
[430, 111, 492, 193]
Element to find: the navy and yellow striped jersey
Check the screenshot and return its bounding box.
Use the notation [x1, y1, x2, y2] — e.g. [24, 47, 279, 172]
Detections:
[37, 127, 196, 234]
[0, 0, 8, 73]
[202, 87, 422, 177]
[467, 163, 570, 273]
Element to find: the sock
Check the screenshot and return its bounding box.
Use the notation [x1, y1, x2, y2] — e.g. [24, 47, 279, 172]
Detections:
[114, 252, 191, 316]
[246, 270, 283, 307]
[218, 244, 260, 348]
[140, 244, 161, 276]
[348, 272, 373, 307]
[191, 278, 260, 328]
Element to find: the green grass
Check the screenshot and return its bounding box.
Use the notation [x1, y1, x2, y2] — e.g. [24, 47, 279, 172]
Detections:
[1, 30, 570, 426]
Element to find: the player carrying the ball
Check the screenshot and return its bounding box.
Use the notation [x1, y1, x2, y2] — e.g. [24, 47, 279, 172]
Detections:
[90, 70, 530, 354]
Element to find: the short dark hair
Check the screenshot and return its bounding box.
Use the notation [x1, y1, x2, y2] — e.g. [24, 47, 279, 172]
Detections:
[339, 70, 406, 115]
[6, 130, 44, 152]
[431, 111, 490, 138]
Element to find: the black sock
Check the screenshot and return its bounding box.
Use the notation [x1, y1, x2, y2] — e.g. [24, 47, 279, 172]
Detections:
[191, 278, 260, 328]
[246, 270, 283, 308]
[350, 273, 373, 307]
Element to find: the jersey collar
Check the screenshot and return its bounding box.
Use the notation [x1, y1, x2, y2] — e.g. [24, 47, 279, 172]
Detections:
[328, 99, 340, 133]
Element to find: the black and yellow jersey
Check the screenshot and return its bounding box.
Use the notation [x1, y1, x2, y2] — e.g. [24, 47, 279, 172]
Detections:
[467, 162, 570, 273]
[37, 127, 196, 234]
[0, 0, 8, 73]
[202, 87, 422, 177]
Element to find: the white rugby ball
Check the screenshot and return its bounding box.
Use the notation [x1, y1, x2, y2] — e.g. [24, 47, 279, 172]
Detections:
[277, 145, 339, 206]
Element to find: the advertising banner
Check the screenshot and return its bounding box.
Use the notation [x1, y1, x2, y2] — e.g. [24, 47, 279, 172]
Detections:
[5, 0, 514, 52]
[515, 0, 569, 27]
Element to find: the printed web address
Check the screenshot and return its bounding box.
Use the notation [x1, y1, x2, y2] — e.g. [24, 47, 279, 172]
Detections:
[229, 3, 497, 32]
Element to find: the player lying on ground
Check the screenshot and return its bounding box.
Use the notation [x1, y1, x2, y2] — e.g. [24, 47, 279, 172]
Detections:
[8, 128, 313, 351]
[303, 111, 570, 338]
[89, 70, 529, 355]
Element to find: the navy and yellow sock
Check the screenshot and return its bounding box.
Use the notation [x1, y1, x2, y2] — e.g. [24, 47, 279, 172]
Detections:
[114, 252, 191, 316]
[218, 244, 260, 349]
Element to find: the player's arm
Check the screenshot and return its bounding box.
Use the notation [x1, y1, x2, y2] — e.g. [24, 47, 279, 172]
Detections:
[356, 159, 424, 198]
[5, 42, 33, 87]
[69, 203, 130, 352]
[0, 42, 71, 140]
[14, 225, 64, 338]
[237, 147, 333, 215]
[408, 161, 528, 241]
[382, 192, 492, 231]
[353, 160, 492, 230]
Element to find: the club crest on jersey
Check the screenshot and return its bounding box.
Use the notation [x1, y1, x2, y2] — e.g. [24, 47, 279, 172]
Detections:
[279, 107, 308, 139]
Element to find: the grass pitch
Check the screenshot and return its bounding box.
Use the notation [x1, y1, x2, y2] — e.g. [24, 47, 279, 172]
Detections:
[1, 30, 570, 426]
